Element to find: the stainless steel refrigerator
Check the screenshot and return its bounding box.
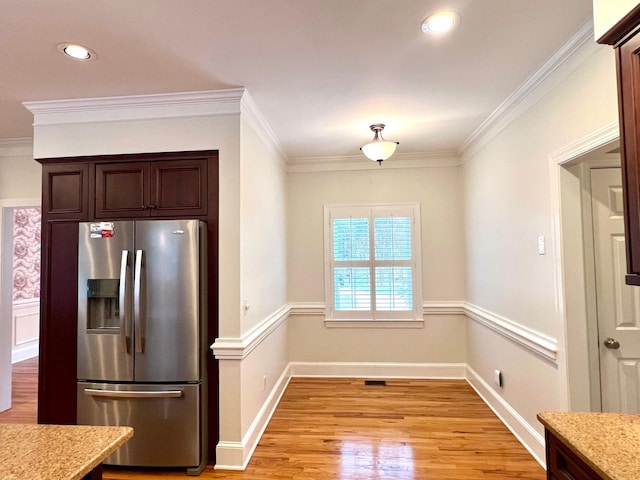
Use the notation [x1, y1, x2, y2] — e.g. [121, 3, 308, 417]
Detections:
[76, 219, 207, 475]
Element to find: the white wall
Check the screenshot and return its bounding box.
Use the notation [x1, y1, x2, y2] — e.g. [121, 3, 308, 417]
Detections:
[239, 117, 288, 334]
[0, 142, 40, 199]
[213, 115, 289, 468]
[462, 43, 619, 458]
[593, 0, 639, 40]
[287, 165, 467, 365]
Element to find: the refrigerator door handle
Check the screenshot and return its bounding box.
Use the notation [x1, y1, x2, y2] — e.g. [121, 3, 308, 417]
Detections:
[119, 250, 129, 353]
[83, 388, 183, 398]
[134, 249, 143, 353]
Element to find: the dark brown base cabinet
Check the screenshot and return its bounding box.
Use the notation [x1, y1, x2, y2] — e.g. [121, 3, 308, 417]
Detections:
[37, 150, 219, 462]
[544, 430, 604, 480]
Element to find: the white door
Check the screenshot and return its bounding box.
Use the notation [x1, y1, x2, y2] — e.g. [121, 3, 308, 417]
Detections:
[591, 167, 640, 412]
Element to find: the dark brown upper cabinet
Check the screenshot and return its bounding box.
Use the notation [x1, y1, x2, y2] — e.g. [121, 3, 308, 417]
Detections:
[598, 7, 640, 285]
[42, 163, 89, 221]
[95, 159, 207, 219]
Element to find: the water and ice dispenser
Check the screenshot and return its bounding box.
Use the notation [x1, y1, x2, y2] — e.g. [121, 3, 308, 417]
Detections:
[85, 279, 120, 331]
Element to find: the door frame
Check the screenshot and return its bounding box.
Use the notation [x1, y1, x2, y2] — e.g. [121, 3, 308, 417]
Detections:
[551, 121, 619, 412]
[0, 198, 40, 412]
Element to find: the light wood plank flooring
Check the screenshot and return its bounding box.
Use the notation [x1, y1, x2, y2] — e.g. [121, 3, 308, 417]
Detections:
[0, 359, 546, 479]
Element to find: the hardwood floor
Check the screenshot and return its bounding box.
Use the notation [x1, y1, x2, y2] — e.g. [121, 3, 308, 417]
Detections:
[0, 356, 38, 424]
[0, 360, 546, 479]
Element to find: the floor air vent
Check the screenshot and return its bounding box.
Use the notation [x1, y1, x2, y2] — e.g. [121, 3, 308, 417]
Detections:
[364, 380, 387, 386]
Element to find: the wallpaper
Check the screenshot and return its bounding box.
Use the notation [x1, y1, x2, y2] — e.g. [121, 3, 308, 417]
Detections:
[13, 207, 41, 301]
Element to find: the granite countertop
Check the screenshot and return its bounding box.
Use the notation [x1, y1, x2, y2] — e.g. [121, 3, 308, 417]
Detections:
[538, 411, 640, 480]
[0, 424, 133, 480]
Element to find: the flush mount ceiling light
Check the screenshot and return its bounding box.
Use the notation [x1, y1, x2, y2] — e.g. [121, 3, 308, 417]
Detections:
[360, 124, 399, 165]
[421, 11, 460, 34]
[57, 43, 96, 60]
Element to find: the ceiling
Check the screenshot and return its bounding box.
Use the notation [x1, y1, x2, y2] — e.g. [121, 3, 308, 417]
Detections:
[0, 0, 593, 160]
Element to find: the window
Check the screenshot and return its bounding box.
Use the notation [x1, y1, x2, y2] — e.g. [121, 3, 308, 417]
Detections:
[324, 204, 422, 321]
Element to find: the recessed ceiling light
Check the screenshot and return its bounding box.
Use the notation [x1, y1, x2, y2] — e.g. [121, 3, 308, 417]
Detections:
[421, 12, 460, 34]
[57, 43, 96, 60]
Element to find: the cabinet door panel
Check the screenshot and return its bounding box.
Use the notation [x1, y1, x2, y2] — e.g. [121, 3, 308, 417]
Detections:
[545, 431, 602, 480]
[617, 32, 640, 282]
[42, 164, 88, 220]
[150, 159, 207, 216]
[95, 163, 150, 218]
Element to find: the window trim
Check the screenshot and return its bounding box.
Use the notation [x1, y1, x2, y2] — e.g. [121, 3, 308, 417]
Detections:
[323, 203, 423, 322]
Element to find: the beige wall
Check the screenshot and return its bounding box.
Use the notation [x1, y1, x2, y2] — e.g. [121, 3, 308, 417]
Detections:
[462, 44, 619, 440]
[287, 165, 467, 364]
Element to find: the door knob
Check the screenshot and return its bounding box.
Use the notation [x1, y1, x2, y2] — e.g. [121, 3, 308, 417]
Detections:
[603, 338, 620, 349]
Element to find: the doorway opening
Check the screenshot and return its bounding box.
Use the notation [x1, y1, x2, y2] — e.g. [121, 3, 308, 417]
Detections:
[556, 138, 625, 413]
[0, 201, 41, 413]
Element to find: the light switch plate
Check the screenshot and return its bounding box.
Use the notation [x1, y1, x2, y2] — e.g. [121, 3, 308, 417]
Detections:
[537, 235, 546, 255]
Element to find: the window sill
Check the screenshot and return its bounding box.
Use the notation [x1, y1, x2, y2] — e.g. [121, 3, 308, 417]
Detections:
[324, 319, 425, 329]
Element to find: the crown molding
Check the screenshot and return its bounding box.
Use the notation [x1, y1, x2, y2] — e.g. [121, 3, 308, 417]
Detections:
[460, 21, 601, 162]
[239, 90, 288, 166]
[22, 88, 289, 166]
[0, 138, 33, 157]
[23, 88, 246, 127]
[287, 150, 461, 173]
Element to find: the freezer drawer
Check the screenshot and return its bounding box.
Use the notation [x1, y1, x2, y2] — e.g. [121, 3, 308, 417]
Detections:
[77, 382, 202, 468]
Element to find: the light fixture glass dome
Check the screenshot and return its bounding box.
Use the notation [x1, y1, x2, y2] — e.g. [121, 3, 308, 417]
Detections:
[360, 124, 399, 165]
[361, 140, 398, 161]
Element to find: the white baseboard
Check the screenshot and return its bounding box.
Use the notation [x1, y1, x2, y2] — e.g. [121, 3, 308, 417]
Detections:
[289, 361, 467, 379]
[215, 367, 292, 470]
[11, 344, 38, 364]
[213, 441, 245, 470]
[465, 366, 546, 468]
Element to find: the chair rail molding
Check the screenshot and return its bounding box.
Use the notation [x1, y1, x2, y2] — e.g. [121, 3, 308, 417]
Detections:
[212, 304, 290, 360]
[214, 301, 557, 363]
[464, 302, 558, 364]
